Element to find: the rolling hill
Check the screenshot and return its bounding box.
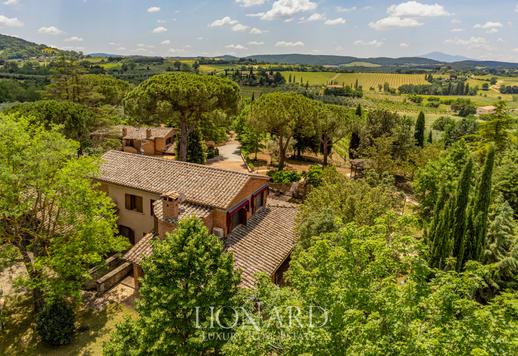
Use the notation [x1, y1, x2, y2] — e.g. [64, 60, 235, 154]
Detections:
[0, 33, 71, 60]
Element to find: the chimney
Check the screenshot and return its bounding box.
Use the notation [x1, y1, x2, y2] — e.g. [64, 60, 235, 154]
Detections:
[146, 128, 152, 139]
[161, 191, 180, 220]
[122, 127, 128, 137]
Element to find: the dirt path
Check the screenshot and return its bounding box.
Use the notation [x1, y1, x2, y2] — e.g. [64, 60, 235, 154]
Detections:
[206, 139, 249, 173]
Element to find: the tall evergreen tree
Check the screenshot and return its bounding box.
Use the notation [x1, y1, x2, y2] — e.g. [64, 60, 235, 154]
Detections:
[355, 104, 363, 117]
[414, 111, 426, 148]
[469, 146, 495, 261]
[451, 159, 473, 270]
[428, 129, 433, 144]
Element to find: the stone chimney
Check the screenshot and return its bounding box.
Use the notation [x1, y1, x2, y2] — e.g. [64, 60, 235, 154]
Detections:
[161, 191, 180, 220]
[146, 128, 152, 139]
[122, 127, 128, 137]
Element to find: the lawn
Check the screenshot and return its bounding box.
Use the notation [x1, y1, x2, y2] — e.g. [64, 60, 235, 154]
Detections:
[0, 296, 135, 355]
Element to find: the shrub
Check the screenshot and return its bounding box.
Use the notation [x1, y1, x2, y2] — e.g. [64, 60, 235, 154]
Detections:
[268, 170, 301, 184]
[36, 300, 75, 346]
[303, 165, 324, 187]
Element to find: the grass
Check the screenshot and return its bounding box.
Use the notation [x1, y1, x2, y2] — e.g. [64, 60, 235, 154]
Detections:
[0, 296, 135, 355]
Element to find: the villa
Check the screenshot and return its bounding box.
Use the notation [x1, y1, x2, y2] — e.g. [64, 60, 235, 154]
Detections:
[97, 150, 298, 288]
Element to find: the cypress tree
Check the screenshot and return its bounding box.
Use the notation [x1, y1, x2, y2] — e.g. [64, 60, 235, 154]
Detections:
[428, 129, 433, 144]
[472, 146, 495, 260]
[451, 159, 473, 271]
[414, 111, 426, 148]
[355, 104, 363, 117]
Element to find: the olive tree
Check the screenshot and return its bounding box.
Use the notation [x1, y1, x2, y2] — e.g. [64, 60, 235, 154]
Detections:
[123, 72, 240, 161]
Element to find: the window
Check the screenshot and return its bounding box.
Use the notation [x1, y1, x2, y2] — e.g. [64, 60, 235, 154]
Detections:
[150, 199, 156, 217]
[125, 194, 143, 213]
[253, 192, 264, 213]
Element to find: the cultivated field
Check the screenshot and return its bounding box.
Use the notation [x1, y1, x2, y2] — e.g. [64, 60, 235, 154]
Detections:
[281, 71, 433, 88]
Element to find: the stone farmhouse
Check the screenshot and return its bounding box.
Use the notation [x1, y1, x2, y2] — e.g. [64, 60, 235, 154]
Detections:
[122, 126, 176, 156]
[97, 150, 297, 288]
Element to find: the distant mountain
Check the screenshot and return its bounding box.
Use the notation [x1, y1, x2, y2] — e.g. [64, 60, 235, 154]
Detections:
[421, 52, 472, 63]
[87, 52, 124, 58]
[0, 33, 71, 60]
[245, 54, 441, 66]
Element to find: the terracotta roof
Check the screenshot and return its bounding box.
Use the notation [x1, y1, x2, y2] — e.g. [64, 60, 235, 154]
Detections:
[225, 201, 298, 288]
[124, 232, 154, 265]
[99, 150, 269, 209]
[122, 200, 298, 289]
[123, 126, 175, 140]
[153, 200, 212, 224]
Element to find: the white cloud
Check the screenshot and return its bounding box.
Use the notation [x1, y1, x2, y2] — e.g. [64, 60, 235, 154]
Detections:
[445, 36, 490, 50]
[513, 48, 518, 53]
[38, 26, 63, 35]
[137, 43, 155, 49]
[147, 6, 160, 13]
[515, 4, 518, 13]
[354, 39, 384, 48]
[209, 16, 238, 27]
[387, 1, 450, 17]
[248, 41, 264, 45]
[235, 0, 265, 7]
[3, 0, 18, 5]
[371, 1, 449, 31]
[451, 28, 464, 32]
[275, 40, 304, 47]
[306, 13, 325, 22]
[250, 27, 266, 34]
[64, 36, 83, 42]
[474, 21, 503, 34]
[225, 44, 247, 50]
[336, 6, 356, 13]
[324, 17, 346, 25]
[196, 36, 204, 40]
[258, 0, 317, 21]
[0, 15, 22, 27]
[152, 26, 167, 33]
[400, 42, 409, 47]
[369, 16, 422, 30]
[232, 23, 250, 31]
[160, 40, 171, 45]
[157, 19, 167, 24]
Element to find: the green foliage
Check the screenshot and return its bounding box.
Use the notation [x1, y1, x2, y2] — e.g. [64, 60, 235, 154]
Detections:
[493, 147, 518, 216]
[249, 92, 316, 169]
[477, 101, 516, 152]
[225, 213, 518, 355]
[36, 300, 75, 346]
[267, 170, 301, 184]
[184, 127, 207, 164]
[0, 115, 127, 308]
[414, 140, 472, 218]
[303, 165, 324, 187]
[6, 99, 96, 150]
[124, 72, 240, 161]
[414, 111, 425, 147]
[443, 116, 479, 147]
[104, 217, 241, 355]
[451, 98, 476, 117]
[428, 159, 473, 270]
[315, 103, 353, 165]
[296, 169, 403, 249]
[0, 79, 41, 103]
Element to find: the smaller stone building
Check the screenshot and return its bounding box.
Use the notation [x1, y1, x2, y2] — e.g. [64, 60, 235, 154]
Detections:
[122, 126, 176, 156]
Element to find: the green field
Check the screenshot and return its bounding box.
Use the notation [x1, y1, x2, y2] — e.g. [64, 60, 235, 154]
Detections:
[281, 71, 434, 88]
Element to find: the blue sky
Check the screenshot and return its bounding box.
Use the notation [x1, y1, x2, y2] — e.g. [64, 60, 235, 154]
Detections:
[1, 0, 518, 61]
